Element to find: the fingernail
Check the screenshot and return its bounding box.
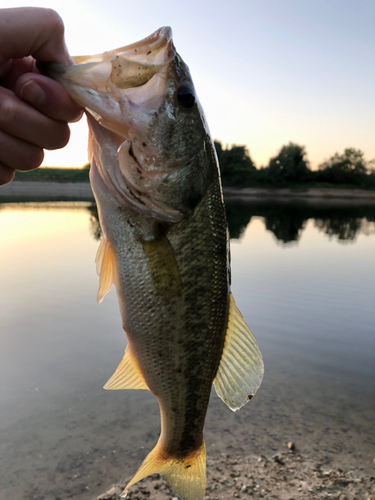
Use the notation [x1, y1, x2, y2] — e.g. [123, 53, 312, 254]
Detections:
[19, 80, 46, 105]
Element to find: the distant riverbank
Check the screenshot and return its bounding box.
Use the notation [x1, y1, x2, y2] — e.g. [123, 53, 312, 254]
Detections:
[1, 181, 375, 203]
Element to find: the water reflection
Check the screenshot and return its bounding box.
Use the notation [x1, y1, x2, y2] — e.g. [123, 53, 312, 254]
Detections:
[1, 200, 374, 500]
[87, 203, 102, 240]
[2, 200, 375, 246]
[225, 201, 375, 243]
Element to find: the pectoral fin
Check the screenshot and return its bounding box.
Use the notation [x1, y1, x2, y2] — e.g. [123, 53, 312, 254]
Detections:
[104, 345, 149, 391]
[141, 233, 182, 298]
[95, 238, 117, 303]
[213, 293, 264, 411]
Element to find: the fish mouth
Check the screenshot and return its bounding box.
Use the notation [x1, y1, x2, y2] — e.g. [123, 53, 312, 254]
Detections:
[39, 26, 174, 101]
[73, 26, 173, 66]
[40, 28, 187, 222]
[39, 27, 175, 144]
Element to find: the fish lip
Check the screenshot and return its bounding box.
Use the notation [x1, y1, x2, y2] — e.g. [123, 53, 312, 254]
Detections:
[38, 26, 174, 80]
[122, 26, 173, 54]
[72, 26, 174, 64]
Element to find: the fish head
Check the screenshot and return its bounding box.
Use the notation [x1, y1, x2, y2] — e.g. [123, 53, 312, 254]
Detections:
[42, 28, 217, 222]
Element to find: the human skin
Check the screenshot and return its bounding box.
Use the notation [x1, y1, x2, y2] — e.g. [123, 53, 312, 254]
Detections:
[0, 7, 83, 185]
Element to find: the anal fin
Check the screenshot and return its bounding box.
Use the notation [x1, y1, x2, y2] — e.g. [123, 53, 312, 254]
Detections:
[213, 293, 264, 411]
[104, 345, 149, 391]
[95, 237, 117, 303]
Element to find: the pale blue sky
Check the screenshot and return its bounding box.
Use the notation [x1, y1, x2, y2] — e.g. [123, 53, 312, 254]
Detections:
[3, 0, 375, 168]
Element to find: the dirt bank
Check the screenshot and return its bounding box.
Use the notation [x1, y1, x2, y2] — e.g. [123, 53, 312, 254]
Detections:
[96, 448, 375, 500]
[223, 187, 375, 204]
[1, 182, 375, 203]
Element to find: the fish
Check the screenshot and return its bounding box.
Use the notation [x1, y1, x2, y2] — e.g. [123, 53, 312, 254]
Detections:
[42, 27, 264, 500]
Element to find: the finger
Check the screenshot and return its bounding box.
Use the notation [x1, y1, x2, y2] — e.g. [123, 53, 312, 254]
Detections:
[0, 163, 15, 186]
[0, 128, 44, 172]
[0, 8, 70, 66]
[15, 73, 83, 123]
[0, 87, 71, 150]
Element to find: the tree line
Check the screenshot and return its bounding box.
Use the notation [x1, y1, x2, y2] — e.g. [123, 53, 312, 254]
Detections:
[214, 141, 375, 188]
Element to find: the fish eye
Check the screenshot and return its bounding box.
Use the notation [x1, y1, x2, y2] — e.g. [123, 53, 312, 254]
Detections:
[177, 86, 195, 108]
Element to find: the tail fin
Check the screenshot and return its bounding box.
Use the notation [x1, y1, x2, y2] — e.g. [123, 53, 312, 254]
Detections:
[121, 440, 206, 500]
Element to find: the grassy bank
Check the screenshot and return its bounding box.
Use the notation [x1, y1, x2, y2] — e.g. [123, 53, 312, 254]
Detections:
[15, 167, 90, 183]
[13, 167, 375, 190]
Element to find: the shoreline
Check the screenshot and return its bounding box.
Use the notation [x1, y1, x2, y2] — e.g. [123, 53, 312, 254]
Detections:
[95, 449, 375, 500]
[1, 181, 375, 203]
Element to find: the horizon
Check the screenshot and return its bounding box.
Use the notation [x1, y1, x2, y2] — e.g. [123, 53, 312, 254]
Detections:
[3, 0, 374, 170]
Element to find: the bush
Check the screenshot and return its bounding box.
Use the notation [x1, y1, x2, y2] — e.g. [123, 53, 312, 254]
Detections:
[267, 143, 311, 185]
[316, 148, 368, 185]
[214, 141, 257, 186]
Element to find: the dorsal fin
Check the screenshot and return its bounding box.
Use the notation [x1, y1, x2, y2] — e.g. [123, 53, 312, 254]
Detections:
[95, 238, 117, 303]
[104, 345, 149, 391]
[213, 293, 264, 411]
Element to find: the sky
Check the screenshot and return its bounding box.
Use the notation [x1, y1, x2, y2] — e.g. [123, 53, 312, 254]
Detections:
[3, 0, 375, 169]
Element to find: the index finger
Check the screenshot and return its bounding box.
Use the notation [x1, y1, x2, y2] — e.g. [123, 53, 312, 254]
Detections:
[0, 7, 71, 66]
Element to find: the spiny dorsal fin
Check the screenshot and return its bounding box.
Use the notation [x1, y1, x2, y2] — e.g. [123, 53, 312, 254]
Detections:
[213, 293, 264, 411]
[122, 439, 206, 500]
[95, 238, 116, 303]
[104, 345, 149, 391]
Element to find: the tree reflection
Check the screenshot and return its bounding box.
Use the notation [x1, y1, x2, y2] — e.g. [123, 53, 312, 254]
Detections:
[224, 201, 375, 244]
[314, 216, 362, 241]
[262, 205, 307, 243]
[87, 203, 102, 240]
[85, 200, 375, 245]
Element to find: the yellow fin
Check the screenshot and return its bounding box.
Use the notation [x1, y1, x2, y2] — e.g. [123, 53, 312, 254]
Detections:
[95, 238, 116, 304]
[104, 346, 149, 391]
[213, 293, 264, 411]
[122, 440, 206, 500]
[141, 233, 182, 298]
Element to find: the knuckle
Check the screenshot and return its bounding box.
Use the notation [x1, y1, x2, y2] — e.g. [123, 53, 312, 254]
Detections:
[0, 95, 18, 125]
[44, 9, 65, 38]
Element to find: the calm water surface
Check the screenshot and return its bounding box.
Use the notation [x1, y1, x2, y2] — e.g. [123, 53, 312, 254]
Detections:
[0, 200, 374, 500]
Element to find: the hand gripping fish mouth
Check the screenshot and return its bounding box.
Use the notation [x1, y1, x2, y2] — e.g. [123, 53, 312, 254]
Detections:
[41, 27, 264, 500]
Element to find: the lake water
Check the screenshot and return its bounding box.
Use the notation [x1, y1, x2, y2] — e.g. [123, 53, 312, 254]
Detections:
[0, 199, 374, 500]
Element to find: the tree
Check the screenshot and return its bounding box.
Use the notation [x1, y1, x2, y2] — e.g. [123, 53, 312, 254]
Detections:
[317, 148, 368, 185]
[214, 141, 256, 186]
[267, 142, 310, 184]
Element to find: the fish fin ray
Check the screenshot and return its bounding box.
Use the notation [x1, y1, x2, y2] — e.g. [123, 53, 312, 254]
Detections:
[104, 345, 149, 391]
[95, 238, 116, 303]
[213, 293, 264, 411]
[123, 440, 206, 500]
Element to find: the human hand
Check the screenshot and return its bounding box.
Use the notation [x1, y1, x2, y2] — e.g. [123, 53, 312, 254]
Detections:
[0, 7, 83, 185]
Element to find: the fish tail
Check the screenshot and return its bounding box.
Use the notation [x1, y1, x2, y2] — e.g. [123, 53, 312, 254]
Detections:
[121, 439, 206, 500]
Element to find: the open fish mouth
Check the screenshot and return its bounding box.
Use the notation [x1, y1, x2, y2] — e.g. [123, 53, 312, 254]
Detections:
[39, 26, 175, 127]
[71, 25, 174, 92]
[39, 27, 183, 220]
[40, 27, 210, 222]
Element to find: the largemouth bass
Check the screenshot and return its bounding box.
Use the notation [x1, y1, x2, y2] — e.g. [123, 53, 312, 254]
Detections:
[43, 27, 263, 500]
